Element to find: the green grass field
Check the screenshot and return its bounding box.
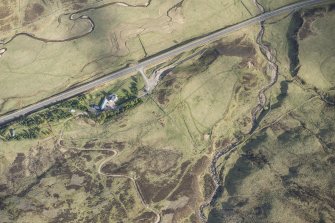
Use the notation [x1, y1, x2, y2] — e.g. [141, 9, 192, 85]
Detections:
[0, 0, 254, 115]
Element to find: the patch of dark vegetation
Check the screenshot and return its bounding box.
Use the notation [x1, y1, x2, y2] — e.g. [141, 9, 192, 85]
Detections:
[243, 130, 268, 151]
[100, 150, 115, 155]
[156, 75, 178, 105]
[100, 162, 125, 174]
[24, 3, 44, 23]
[299, 8, 326, 40]
[282, 175, 335, 217]
[272, 80, 289, 109]
[16, 161, 59, 198]
[98, 203, 113, 223]
[162, 208, 175, 215]
[192, 156, 208, 175]
[102, 141, 125, 150]
[241, 73, 257, 91]
[157, 88, 171, 104]
[281, 165, 300, 182]
[139, 160, 190, 203]
[82, 214, 99, 223]
[277, 126, 303, 143]
[78, 172, 104, 195]
[270, 120, 291, 133]
[0, 200, 6, 210]
[82, 154, 92, 161]
[60, 0, 88, 5]
[242, 150, 268, 168]
[111, 199, 128, 219]
[100, 148, 183, 203]
[136, 147, 181, 175]
[319, 91, 335, 106]
[189, 213, 197, 223]
[329, 3, 335, 11]
[65, 184, 81, 190]
[72, 3, 84, 10]
[94, 155, 104, 162]
[208, 206, 240, 223]
[8, 153, 25, 174]
[0, 24, 11, 32]
[50, 209, 77, 223]
[283, 181, 321, 203]
[326, 156, 335, 165]
[0, 184, 8, 192]
[223, 132, 267, 195]
[303, 7, 326, 18]
[50, 160, 71, 177]
[216, 38, 256, 58]
[163, 77, 177, 87]
[224, 156, 252, 195]
[215, 138, 231, 149]
[180, 160, 192, 173]
[235, 198, 249, 207]
[179, 48, 220, 74]
[105, 178, 114, 188]
[203, 174, 215, 199]
[253, 203, 272, 218]
[83, 141, 95, 149]
[287, 12, 303, 77]
[168, 168, 201, 222]
[210, 196, 271, 222]
[169, 174, 194, 199]
[249, 107, 272, 133]
[221, 197, 249, 212]
[0, 6, 11, 19]
[133, 211, 156, 223]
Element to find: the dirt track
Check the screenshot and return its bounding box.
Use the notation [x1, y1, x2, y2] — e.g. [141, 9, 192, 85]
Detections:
[78, 147, 161, 223]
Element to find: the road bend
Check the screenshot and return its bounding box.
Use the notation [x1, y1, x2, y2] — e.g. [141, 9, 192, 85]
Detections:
[0, 0, 331, 126]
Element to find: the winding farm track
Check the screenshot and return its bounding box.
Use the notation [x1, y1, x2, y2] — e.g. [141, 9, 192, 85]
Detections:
[0, 0, 332, 127]
[1, 1, 152, 44]
[77, 147, 161, 223]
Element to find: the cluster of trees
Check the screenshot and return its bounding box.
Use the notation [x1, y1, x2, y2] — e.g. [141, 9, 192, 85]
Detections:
[0, 80, 144, 141]
[94, 97, 143, 124]
[130, 76, 139, 96]
[60, 95, 88, 110]
[11, 126, 44, 140]
[0, 125, 8, 140]
[0, 125, 52, 141]
[19, 107, 72, 127]
[1, 97, 87, 141]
